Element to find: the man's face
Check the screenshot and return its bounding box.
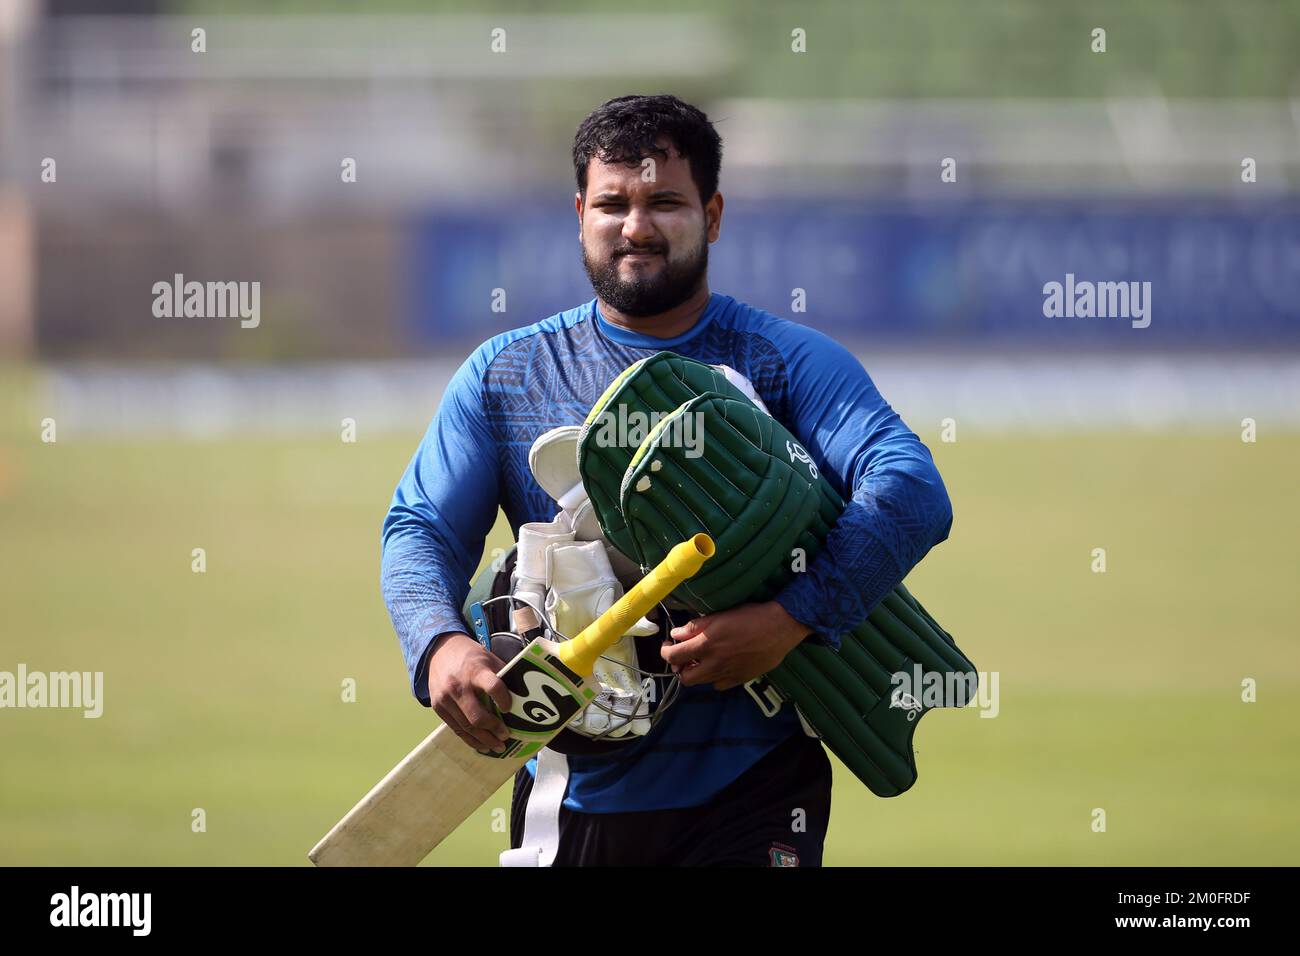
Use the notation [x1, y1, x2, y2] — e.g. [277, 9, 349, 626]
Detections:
[577, 143, 721, 317]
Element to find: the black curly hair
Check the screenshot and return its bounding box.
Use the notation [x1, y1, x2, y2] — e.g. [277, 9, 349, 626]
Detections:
[572, 94, 723, 205]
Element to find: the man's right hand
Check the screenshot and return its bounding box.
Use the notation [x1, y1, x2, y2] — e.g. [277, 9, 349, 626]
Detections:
[426, 632, 512, 754]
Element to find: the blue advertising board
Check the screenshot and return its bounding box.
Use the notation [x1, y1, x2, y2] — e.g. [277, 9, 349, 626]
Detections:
[407, 198, 1300, 348]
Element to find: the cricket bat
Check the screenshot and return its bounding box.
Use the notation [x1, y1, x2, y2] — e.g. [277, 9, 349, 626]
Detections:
[308, 532, 715, 867]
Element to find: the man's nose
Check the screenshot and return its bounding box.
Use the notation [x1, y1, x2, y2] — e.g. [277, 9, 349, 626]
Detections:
[622, 208, 659, 246]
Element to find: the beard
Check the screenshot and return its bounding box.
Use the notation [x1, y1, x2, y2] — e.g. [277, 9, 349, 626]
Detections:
[582, 228, 709, 318]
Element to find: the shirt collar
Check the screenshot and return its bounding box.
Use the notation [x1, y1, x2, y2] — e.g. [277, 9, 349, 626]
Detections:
[592, 292, 720, 349]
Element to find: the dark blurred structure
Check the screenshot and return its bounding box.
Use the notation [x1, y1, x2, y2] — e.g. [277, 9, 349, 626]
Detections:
[1, 0, 1298, 359]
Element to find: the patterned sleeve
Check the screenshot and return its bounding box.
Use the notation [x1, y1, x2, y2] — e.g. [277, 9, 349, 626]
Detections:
[380, 348, 501, 704]
[769, 327, 952, 650]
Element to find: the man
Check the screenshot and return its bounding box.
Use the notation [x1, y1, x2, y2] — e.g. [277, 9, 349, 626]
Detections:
[381, 94, 953, 866]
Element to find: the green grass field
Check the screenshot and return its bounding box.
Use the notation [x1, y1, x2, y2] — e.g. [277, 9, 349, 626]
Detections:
[1, 378, 1297, 865]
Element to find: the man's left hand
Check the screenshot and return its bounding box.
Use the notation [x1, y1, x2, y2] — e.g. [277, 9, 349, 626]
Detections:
[660, 601, 815, 691]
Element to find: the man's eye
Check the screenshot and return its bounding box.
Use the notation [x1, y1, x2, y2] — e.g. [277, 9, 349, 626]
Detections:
[655, 200, 678, 207]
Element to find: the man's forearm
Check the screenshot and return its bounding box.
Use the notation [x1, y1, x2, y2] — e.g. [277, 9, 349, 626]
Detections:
[773, 473, 952, 647]
[381, 533, 475, 705]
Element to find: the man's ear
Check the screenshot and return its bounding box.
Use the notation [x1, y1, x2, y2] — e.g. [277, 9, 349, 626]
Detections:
[706, 191, 724, 242]
[574, 190, 584, 237]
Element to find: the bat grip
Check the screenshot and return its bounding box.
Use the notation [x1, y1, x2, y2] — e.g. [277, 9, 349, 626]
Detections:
[557, 533, 714, 677]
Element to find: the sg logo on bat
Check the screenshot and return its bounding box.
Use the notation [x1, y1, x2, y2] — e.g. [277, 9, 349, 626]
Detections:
[486, 641, 594, 758]
[506, 669, 572, 732]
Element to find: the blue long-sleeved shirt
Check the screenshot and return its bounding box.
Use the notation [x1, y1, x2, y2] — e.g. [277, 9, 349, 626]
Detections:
[380, 292, 952, 812]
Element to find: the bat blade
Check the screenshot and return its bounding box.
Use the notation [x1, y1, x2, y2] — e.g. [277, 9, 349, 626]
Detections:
[308, 636, 592, 867]
[307, 723, 525, 868]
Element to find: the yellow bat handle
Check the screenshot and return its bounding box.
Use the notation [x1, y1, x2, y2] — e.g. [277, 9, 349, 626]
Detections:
[556, 533, 715, 677]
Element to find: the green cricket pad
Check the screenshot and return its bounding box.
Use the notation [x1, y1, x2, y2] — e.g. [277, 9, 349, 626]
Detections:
[576, 351, 978, 797]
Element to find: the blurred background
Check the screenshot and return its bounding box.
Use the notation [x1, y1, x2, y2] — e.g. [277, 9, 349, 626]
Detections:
[1, 0, 1297, 866]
